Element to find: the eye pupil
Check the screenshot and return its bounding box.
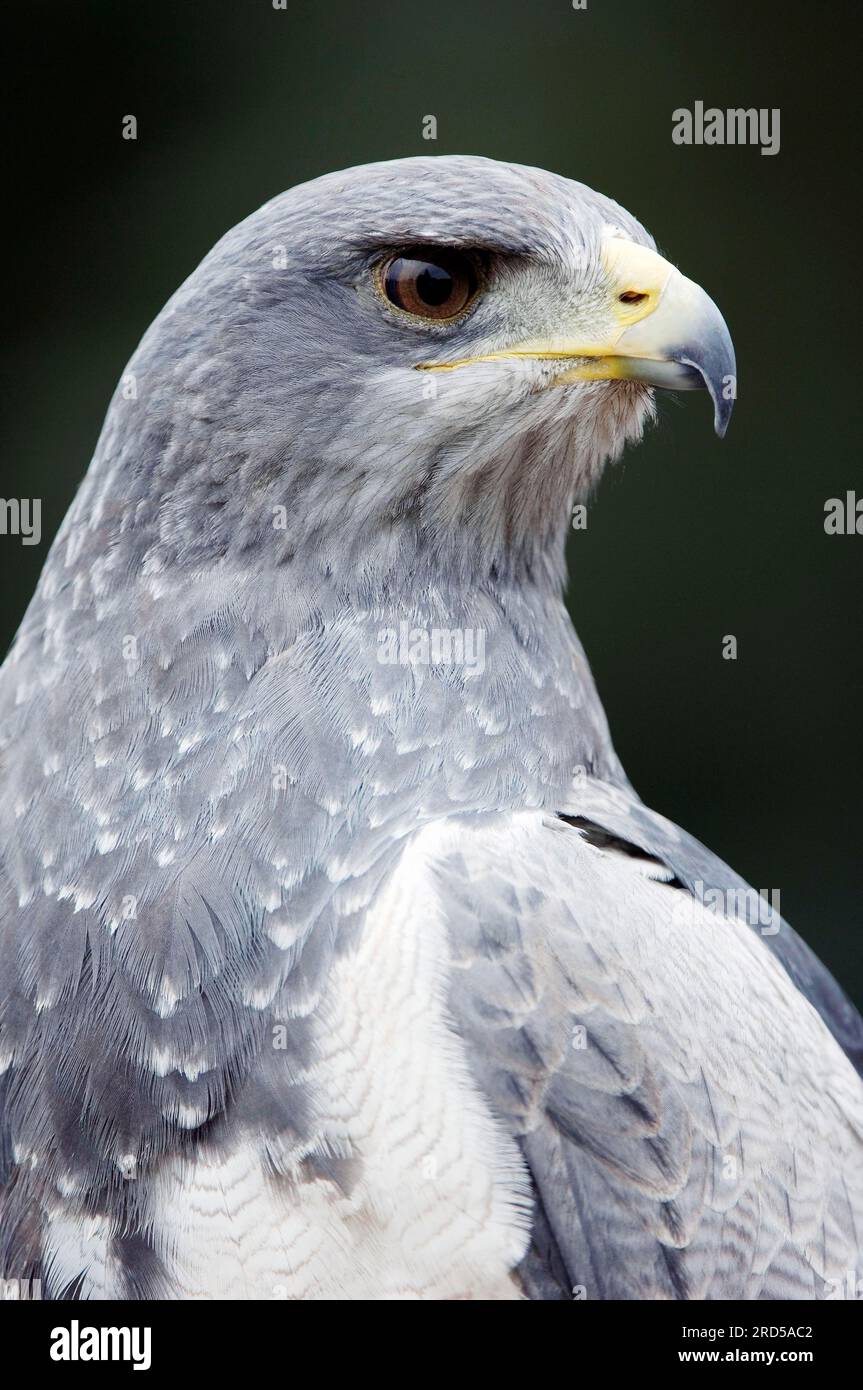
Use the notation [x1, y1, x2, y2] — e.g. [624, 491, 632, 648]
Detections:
[415, 263, 454, 307]
[381, 246, 477, 320]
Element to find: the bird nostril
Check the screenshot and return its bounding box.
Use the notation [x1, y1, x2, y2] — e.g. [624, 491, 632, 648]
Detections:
[619, 290, 649, 304]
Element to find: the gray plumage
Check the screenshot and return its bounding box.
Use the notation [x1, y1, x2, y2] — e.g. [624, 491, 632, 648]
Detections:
[1, 156, 861, 1300]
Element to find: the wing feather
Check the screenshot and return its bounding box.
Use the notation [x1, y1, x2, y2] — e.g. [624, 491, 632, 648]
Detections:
[432, 804, 863, 1299]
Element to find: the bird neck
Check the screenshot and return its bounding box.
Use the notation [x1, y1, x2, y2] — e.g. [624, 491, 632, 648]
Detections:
[7, 545, 625, 837]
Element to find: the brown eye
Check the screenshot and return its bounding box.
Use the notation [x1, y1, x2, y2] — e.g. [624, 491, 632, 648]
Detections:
[380, 246, 478, 320]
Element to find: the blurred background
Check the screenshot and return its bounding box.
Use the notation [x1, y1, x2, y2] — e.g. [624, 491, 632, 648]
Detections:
[3, 0, 861, 1004]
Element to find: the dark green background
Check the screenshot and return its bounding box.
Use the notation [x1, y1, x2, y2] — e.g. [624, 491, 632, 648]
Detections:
[3, 0, 861, 1003]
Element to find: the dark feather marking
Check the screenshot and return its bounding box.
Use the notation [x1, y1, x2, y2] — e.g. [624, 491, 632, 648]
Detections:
[295, 1151, 362, 1197]
[113, 1230, 170, 1301]
[558, 815, 688, 889]
[660, 1241, 693, 1300]
[53, 1270, 88, 1301]
[515, 1170, 572, 1300]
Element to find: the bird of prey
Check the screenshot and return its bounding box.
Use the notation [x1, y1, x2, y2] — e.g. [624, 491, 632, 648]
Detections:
[1, 156, 861, 1302]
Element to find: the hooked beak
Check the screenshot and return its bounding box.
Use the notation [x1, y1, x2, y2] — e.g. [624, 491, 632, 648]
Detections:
[416, 238, 737, 438]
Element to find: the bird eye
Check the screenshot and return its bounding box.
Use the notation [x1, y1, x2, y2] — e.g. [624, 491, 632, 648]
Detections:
[379, 247, 478, 321]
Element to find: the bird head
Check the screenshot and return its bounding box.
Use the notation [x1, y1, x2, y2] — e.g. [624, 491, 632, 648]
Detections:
[75, 156, 735, 589]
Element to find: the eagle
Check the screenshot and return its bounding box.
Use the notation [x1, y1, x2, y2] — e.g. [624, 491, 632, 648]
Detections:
[1, 156, 861, 1300]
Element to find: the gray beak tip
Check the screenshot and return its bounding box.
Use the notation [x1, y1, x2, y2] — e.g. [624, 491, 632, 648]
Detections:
[713, 391, 734, 439]
[679, 329, 736, 441]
